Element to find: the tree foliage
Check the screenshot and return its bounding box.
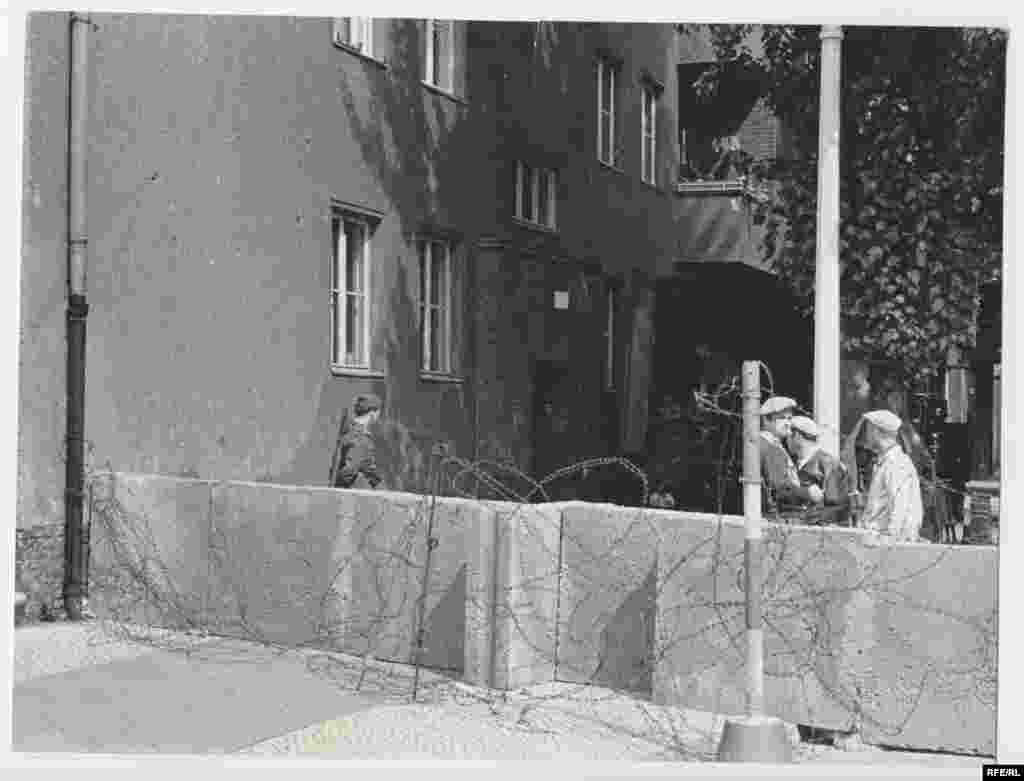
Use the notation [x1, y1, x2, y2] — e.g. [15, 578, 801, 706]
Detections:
[696, 25, 1006, 381]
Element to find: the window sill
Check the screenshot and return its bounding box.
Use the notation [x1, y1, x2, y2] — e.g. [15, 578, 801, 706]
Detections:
[420, 371, 463, 384]
[598, 160, 625, 175]
[333, 42, 389, 70]
[421, 81, 468, 105]
[331, 365, 386, 379]
[676, 179, 745, 196]
[511, 217, 558, 235]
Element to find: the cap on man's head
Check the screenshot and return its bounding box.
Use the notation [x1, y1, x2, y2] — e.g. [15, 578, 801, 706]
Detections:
[353, 393, 382, 417]
[760, 396, 797, 417]
[790, 415, 819, 439]
[863, 409, 902, 434]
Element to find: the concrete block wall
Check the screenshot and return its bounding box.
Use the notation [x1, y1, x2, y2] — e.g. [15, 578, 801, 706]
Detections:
[89, 473, 485, 673]
[653, 515, 997, 756]
[87, 474, 997, 754]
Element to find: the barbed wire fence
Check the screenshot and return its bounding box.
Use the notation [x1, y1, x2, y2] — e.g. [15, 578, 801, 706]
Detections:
[78, 359, 998, 758]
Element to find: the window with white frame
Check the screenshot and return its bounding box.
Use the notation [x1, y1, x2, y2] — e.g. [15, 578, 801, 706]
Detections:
[334, 17, 374, 57]
[331, 210, 376, 369]
[419, 238, 455, 375]
[514, 162, 557, 229]
[641, 84, 658, 184]
[605, 284, 617, 389]
[424, 19, 456, 92]
[597, 58, 618, 166]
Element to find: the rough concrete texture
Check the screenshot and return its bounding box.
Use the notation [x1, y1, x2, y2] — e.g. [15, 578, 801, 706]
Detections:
[89, 472, 213, 630]
[465, 501, 562, 690]
[89, 472, 484, 673]
[557, 502, 659, 691]
[15, 521, 65, 619]
[85, 474, 998, 755]
[653, 512, 997, 756]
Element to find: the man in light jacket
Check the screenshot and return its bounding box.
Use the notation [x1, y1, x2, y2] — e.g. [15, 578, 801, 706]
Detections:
[857, 409, 924, 542]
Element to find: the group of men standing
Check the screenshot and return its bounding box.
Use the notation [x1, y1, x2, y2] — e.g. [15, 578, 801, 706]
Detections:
[759, 396, 924, 542]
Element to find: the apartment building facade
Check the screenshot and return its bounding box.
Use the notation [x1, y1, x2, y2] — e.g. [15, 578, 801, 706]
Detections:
[17, 14, 681, 607]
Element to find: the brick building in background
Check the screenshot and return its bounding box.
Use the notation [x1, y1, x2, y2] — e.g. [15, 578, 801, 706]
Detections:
[17, 15, 681, 612]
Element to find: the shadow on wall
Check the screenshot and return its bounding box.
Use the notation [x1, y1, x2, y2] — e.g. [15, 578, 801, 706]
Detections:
[334, 20, 480, 494]
[597, 563, 657, 694]
[423, 563, 467, 672]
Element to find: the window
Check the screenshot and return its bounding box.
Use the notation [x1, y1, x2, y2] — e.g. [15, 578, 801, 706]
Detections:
[641, 85, 658, 184]
[597, 58, 618, 166]
[424, 19, 455, 92]
[514, 162, 557, 229]
[334, 17, 374, 57]
[331, 209, 378, 369]
[605, 284, 617, 389]
[419, 238, 455, 375]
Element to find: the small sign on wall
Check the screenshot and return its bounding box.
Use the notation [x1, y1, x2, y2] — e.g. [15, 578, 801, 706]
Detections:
[553, 290, 569, 310]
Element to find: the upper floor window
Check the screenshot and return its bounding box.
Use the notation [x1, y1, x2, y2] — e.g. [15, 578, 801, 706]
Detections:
[334, 17, 374, 57]
[514, 162, 557, 229]
[331, 204, 381, 370]
[641, 84, 659, 184]
[424, 19, 456, 92]
[418, 238, 456, 376]
[597, 58, 619, 166]
[605, 283, 618, 390]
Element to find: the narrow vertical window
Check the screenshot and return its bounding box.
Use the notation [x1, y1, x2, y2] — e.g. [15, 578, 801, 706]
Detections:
[425, 19, 455, 92]
[642, 85, 658, 184]
[334, 17, 374, 57]
[605, 284, 617, 389]
[597, 59, 617, 166]
[419, 238, 455, 375]
[330, 204, 380, 371]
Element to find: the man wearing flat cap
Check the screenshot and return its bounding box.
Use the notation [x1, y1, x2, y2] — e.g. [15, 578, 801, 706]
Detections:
[857, 409, 923, 542]
[760, 396, 823, 519]
[335, 393, 383, 490]
[787, 415, 853, 526]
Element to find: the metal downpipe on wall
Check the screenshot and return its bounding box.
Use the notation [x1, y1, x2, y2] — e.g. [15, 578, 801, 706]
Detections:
[63, 11, 91, 621]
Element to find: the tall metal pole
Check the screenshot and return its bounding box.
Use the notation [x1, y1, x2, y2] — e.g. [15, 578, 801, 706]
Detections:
[716, 361, 791, 762]
[741, 361, 764, 717]
[64, 11, 91, 621]
[814, 25, 843, 457]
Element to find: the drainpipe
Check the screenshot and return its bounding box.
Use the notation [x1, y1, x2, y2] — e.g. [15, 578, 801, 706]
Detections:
[63, 11, 91, 621]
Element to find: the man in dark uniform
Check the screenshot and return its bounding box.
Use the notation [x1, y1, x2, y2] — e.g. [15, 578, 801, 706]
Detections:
[335, 393, 383, 489]
[788, 415, 853, 526]
[760, 396, 823, 520]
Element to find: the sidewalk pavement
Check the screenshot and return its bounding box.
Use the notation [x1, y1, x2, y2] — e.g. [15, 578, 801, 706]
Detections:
[13, 622, 380, 754]
[11, 621, 991, 766]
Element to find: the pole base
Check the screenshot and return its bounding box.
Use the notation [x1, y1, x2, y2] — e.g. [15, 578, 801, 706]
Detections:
[716, 715, 794, 763]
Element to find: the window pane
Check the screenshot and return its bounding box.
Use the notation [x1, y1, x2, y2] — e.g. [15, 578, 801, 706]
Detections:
[344, 220, 364, 293]
[429, 243, 445, 305]
[429, 307, 442, 372]
[537, 170, 550, 226]
[431, 20, 452, 89]
[601, 64, 613, 117]
[332, 292, 343, 365]
[522, 164, 534, 220]
[345, 293, 364, 364]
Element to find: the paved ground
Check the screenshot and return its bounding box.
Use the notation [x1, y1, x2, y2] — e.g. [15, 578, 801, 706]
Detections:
[11, 620, 991, 767]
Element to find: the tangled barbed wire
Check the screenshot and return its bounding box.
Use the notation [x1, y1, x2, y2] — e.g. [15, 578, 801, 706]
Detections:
[77, 357, 998, 758]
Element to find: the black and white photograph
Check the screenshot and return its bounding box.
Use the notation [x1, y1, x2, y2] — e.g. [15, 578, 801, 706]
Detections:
[3, 2, 1018, 772]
